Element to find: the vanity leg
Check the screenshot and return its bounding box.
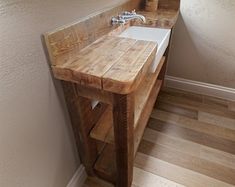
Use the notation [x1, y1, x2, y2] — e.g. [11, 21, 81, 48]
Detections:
[62, 82, 99, 175]
[112, 93, 134, 187]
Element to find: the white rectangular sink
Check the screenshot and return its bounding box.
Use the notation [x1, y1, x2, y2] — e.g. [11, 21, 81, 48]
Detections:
[119, 26, 171, 72]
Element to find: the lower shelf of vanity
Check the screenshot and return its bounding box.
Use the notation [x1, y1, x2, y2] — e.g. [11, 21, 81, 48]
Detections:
[90, 56, 165, 183]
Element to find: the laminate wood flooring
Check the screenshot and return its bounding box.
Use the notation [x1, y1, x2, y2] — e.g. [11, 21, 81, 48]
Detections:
[83, 87, 235, 187]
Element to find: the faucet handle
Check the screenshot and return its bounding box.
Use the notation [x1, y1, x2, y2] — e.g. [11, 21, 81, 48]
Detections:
[111, 17, 126, 25]
[122, 10, 136, 16]
[131, 9, 136, 15]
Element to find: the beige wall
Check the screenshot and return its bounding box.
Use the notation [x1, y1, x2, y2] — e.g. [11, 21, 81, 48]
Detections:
[168, 0, 235, 89]
[0, 0, 126, 186]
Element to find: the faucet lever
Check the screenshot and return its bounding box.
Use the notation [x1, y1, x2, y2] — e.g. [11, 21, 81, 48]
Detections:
[123, 10, 136, 16]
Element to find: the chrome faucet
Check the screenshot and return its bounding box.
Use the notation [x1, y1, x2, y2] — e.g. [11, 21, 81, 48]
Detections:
[111, 10, 146, 25]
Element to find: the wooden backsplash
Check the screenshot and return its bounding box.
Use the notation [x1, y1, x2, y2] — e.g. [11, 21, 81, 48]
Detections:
[44, 0, 142, 66]
[158, 0, 180, 10]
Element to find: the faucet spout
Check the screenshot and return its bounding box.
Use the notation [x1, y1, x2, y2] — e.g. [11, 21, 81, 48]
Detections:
[121, 14, 146, 23]
[111, 10, 146, 25]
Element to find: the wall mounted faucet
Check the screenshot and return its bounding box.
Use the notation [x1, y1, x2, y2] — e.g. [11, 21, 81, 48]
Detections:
[111, 10, 146, 25]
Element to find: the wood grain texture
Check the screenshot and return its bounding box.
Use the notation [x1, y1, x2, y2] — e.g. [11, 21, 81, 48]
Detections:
[43, 0, 180, 186]
[90, 57, 165, 145]
[102, 40, 157, 94]
[158, 0, 181, 10]
[90, 107, 113, 143]
[52, 36, 157, 94]
[112, 93, 134, 187]
[62, 82, 100, 175]
[134, 80, 162, 154]
[151, 109, 235, 141]
[135, 153, 234, 187]
[132, 167, 184, 187]
[156, 101, 198, 119]
[134, 57, 165, 126]
[84, 88, 235, 187]
[138, 140, 235, 185]
[94, 144, 116, 184]
[136, 9, 179, 29]
[148, 118, 235, 154]
[83, 177, 114, 187]
[44, 0, 142, 65]
[143, 128, 235, 170]
[198, 111, 235, 131]
[228, 102, 235, 112]
[159, 88, 235, 119]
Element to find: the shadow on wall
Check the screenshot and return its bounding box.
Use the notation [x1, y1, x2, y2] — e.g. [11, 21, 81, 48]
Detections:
[167, 13, 208, 82]
[40, 34, 80, 164]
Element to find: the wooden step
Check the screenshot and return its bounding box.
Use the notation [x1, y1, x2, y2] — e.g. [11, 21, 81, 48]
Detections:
[90, 57, 165, 146]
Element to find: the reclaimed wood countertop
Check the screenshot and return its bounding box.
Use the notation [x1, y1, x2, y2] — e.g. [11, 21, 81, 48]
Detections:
[52, 35, 157, 94]
[136, 9, 179, 29]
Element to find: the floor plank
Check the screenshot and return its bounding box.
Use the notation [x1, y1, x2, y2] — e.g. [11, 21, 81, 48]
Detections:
[83, 177, 114, 187]
[138, 140, 235, 185]
[143, 128, 235, 169]
[198, 111, 235, 131]
[228, 102, 235, 112]
[151, 109, 235, 142]
[148, 118, 235, 154]
[156, 101, 198, 119]
[84, 88, 235, 187]
[133, 167, 185, 187]
[158, 92, 235, 119]
[135, 153, 234, 187]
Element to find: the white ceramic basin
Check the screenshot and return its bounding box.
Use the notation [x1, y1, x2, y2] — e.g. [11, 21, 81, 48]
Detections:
[119, 26, 171, 72]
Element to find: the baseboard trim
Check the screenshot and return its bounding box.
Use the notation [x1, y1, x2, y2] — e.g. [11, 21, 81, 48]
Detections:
[165, 76, 235, 101]
[67, 165, 87, 187]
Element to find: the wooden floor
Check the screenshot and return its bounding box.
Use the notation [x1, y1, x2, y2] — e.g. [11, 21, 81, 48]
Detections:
[83, 88, 235, 187]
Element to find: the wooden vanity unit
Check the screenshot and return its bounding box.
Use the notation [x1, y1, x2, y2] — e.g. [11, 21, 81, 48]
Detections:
[43, 0, 180, 186]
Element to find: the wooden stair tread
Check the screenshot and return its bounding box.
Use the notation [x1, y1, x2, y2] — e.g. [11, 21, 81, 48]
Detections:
[90, 57, 165, 145]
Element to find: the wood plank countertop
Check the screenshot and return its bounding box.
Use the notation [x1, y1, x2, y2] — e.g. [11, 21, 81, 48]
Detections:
[52, 35, 157, 94]
[136, 9, 179, 29]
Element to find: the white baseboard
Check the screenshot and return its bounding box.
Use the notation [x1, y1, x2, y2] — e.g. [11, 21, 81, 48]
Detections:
[165, 76, 235, 101]
[67, 165, 87, 187]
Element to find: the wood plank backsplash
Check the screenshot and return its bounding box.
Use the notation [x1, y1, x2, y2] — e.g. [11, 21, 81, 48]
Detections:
[44, 0, 142, 66]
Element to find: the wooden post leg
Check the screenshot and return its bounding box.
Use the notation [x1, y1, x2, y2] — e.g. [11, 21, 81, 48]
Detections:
[112, 93, 134, 187]
[62, 81, 100, 175]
